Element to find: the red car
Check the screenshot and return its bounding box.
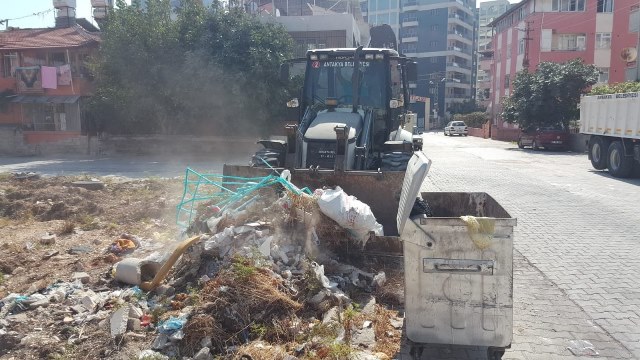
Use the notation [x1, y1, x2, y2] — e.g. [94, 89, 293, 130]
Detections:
[517, 126, 569, 151]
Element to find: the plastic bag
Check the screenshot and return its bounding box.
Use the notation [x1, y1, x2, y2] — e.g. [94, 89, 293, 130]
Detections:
[317, 186, 383, 246]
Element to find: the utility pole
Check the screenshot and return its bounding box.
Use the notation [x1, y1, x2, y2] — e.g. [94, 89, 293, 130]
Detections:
[522, 20, 534, 70]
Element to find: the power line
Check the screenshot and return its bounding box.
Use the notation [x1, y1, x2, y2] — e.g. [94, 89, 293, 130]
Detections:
[0, 8, 55, 28]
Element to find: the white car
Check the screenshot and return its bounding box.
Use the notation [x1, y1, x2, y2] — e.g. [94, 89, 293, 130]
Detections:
[444, 121, 468, 136]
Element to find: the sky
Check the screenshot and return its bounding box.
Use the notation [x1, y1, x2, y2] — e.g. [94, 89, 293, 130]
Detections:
[0, 0, 130, 28]
[1, 0, 519, 29]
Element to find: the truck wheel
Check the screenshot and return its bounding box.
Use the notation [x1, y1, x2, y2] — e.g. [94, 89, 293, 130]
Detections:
[588, 136, 608, 170]
[381, 152, 412, 171]
[250, 148, 283, 168]
[532, 140, 539, 151]
[487, 347, 505, 360]
[517, 139, 525, 149]
[607, 141, 633, 178]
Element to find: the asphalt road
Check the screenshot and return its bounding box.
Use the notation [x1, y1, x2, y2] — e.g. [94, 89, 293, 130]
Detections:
[0, 153, 250, 178]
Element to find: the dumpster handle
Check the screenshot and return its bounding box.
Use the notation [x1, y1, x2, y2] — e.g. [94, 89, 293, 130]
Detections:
[423, 258, 494, 275]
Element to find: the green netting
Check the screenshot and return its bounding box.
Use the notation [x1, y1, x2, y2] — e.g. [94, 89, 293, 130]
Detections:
[176, 167, 313, 229]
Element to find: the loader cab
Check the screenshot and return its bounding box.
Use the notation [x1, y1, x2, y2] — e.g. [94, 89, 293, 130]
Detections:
[284, 48, 418, 171]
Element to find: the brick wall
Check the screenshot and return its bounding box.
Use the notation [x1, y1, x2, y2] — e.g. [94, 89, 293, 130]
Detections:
[491, 126, 520, 142]
[99, 135, 261, 156]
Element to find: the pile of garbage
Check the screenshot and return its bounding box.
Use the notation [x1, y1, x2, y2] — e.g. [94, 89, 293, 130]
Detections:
[0, 169, 405, 360]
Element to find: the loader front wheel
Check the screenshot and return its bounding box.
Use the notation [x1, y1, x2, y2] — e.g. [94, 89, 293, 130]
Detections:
[411, 197, 434, 217]
[250, 147, 284, 168]
[381, 152, 412, 171]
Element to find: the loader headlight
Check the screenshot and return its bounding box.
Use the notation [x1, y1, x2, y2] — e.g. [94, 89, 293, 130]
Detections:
[309, 54, 318, 60]
[319, 54, 328, 60]
[375, 54, 385, 59]
[365, 54, 374, 60]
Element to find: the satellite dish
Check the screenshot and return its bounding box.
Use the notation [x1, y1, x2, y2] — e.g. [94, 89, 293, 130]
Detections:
[621, 47, 638, 62]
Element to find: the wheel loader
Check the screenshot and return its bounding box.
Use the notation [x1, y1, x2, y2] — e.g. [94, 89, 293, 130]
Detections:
[223, 46, 423, 238]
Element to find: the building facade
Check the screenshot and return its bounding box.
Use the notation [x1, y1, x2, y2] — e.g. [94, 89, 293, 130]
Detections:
[360, 0, 477, 125]
[476, 0, 510, 108]
[0, 18, 100, 154]
[489, 0, 639, 133]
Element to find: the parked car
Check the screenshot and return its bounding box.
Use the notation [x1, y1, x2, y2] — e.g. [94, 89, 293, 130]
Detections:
[444, 121, 468, 136]
[517, 126, 569, 151]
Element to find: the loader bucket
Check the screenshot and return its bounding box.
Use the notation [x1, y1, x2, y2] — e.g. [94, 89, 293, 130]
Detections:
[223, 164, 406, 236]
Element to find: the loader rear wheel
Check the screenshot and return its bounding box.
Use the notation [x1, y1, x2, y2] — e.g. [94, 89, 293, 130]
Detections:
[381, 152, 412, 171]
[250, 147, 284, 168]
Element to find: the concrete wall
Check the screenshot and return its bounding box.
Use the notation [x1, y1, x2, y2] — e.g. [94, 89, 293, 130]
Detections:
[0, 126, 97, 155]
[99, 135, 261, 157]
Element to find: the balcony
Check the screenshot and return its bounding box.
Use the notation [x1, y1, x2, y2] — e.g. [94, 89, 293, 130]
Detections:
[448, 0, 475, 13]
[447, 30, 473, 45]
[448, 13, 474, 29]
[402, 20, 419, 27]
[446, 61, 471, 70]
[402, 36, 418, 43]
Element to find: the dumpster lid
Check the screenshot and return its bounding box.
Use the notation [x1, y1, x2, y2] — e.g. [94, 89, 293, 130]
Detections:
[397, 152, 432, 235]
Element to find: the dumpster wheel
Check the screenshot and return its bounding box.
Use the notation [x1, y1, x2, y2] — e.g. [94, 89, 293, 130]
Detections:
[487, 346, 506, 360]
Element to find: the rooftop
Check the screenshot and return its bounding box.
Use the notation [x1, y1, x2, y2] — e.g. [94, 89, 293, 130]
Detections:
[0, 24, 100, 50]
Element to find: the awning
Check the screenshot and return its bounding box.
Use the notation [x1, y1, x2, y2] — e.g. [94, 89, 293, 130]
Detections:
[10, 95, 81, 104]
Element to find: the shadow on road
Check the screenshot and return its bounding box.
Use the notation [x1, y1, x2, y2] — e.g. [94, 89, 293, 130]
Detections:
[393, 327, 495, 360]
[503, 147, 586, 157]
[588, 169, 640, 183]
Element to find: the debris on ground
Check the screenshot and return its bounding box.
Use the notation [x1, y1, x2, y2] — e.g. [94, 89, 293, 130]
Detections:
[0, 169, 406, 359]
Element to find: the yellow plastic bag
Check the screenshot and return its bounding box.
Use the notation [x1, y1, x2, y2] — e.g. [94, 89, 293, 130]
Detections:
[460, 216, 495, 250]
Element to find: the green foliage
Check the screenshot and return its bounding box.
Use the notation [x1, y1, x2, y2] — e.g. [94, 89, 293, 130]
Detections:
[501, 59, 598, 129]
[453, 112, 489, 128]
[88, 0, 294, 135]
[589, 81, 640, 95]
[0, 271, 4, 285]
[447, 99, 486, 115]
[231, 258, 257, 280]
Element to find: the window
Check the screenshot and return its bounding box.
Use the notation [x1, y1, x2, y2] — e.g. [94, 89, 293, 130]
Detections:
[555, 34, 586, 51]
[3, 53, 18, 78]
[431, 24, 439, 31]
[552, 0, 585, 11]
[598, 67, 609, 83]
[595, 33, 611, 49]
[430, 40, 439, 47]
[429, 9, 438, 15]
[429, 87, 437, 95]
[518, 38, 526, 54]
[49, 52, 66, 67]
[504, 76, 510, 88]
[378, 0, 389, 10]
[404, 43, 417, 53]
[430, 57, 439, 63]
[506, 44, 511, 59]
[404, 28, 418, 37]
[597, 0, 613, 12]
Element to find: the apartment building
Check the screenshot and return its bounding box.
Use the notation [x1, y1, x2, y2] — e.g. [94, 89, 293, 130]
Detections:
[359, 0, 478, 125]
[489, 0, 639, 134]
[476, 0, 510, 108]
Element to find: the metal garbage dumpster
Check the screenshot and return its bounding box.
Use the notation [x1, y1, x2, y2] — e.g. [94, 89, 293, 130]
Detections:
[397, 155, 516, 360]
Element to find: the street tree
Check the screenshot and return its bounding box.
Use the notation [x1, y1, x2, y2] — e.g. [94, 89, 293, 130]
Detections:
[501, 59, 598, 130]
[447, 99, 486, 115]
[88, 0, 293, 135]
